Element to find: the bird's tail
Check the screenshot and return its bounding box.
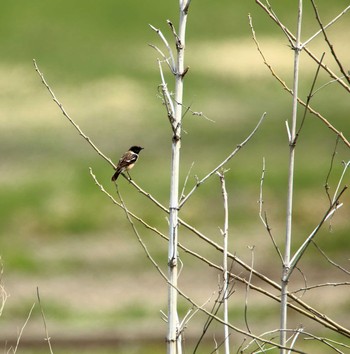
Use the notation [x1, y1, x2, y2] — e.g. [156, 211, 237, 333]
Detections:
[111, 170, 120, 182]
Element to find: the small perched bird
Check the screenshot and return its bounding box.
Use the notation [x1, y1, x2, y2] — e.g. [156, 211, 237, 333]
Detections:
[111, 145, 144, 182]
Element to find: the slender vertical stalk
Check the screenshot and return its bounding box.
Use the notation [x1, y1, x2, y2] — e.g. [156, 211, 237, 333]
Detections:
[280, 1, 302, 352]
[167, 1, 189, 353]
[218, 172, 230, 353]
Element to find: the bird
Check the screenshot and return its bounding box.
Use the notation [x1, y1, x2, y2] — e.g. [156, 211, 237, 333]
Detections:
[111, 145, 144, 182]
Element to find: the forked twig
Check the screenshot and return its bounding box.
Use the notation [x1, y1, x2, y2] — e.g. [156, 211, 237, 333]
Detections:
[149, 24, 176, 73]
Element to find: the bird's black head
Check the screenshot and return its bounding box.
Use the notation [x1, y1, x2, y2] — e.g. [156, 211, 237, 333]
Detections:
[129, 146, 144, 154]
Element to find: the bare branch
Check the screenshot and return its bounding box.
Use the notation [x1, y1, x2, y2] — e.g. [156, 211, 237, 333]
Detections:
[258, 158, 283, 262]
[149, 24, 176, 72]
[0, 260, 7, 317]
[167, 20, 181, 51]
[180, 161, 194, 201]
[304, 333, 350, 353]
[332, 161, 350, 204]
[248, 15, 350, 148]
[292, 282, 350, 294]
[289, 326, 304, 354]
[33, 59, 116, 168]
[116, 187, 169, 281]
[287, 186, 347, 279]
[157, 59, 176, 127]
[12, 303, 36, 354]
[324, 136, 340, 205]
[302, 5, 350, 48]
[148, 43, 174, 72]
[193, 290, 226, 354]
[311, 241, 350, 276]
[37, 287, 54, 354]
[178, 100, 215, 123]
[179, 112, 267, 208]
[294, 52, 326, 145]
[257, 0, 295, 48]
[243, 246, 266, 353]
[309, 0, 350, 84]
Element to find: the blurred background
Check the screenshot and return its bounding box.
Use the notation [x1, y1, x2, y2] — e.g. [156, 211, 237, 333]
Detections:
[1, 1, 349, 353]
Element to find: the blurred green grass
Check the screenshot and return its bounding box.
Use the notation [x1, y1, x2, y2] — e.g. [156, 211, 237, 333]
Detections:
[1, 0, 350, 352]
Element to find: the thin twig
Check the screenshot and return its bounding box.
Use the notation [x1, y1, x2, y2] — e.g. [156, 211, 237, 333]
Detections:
[0, 259, 7, 317]
[312, 75, 347, 96]
[258, 158, 283, 262]
[287, 186, 347, 279]
[33, 59, 116, 168]
[180, 162, 195, 201]
[332, 161, 350, 204]
[262, 0, 295, 48]
[193, 290, 226, 354]
[244, 247, 265, 353]
[12, 303, 36, 354]
[294, 52, 326, 144]
[287, 326, 304, 354]
[116, 188, 168, 280]
[292, 282, 350, 294]
[309, 0, 350, 84]
[149, 24, 176, 72]
[37, 287, 54, 354]
[304, 333, 350, 353]
[157, 59, 176, 125]
[311, 241, 350, 276]
[324, 136, 340, 205]
[148, 43, 174, 73]
[179, 112, 267, 208]
[302, 5, 350, 48]
[244, 247, 254, 334]
[176, 99, 215, 123]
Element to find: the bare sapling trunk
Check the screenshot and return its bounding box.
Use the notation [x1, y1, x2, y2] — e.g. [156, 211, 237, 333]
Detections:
[280, 1, 302, 352]
[167, 1, 190, 353]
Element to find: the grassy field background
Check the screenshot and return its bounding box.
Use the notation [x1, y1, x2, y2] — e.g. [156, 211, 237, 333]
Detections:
[1, 1, 350, 353]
